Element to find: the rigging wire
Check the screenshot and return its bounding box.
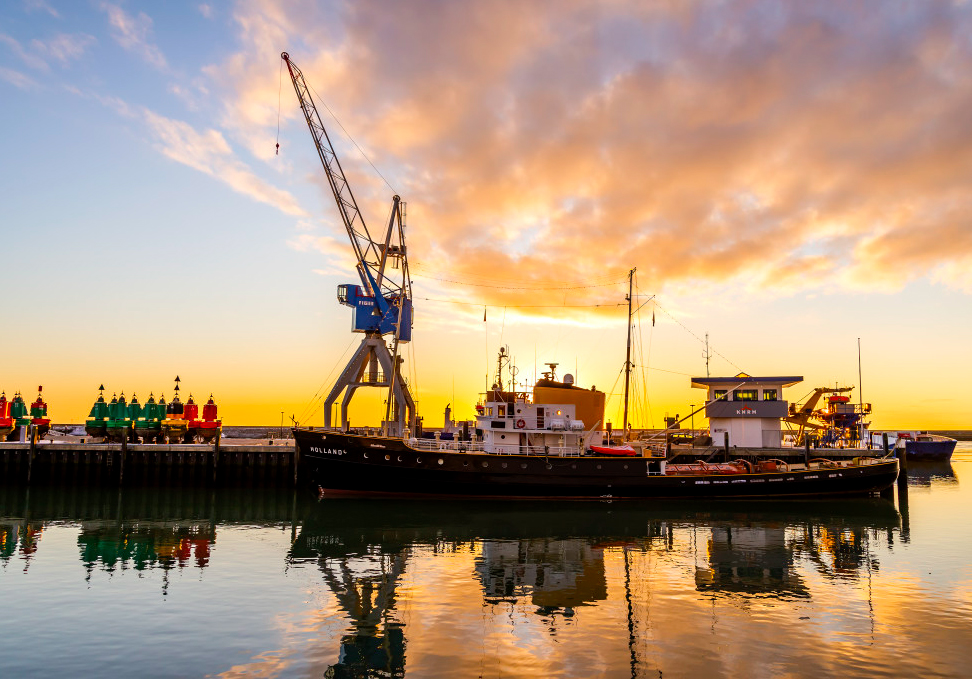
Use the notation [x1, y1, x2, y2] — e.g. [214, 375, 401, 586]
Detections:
[408, 272, 627, 291]
[297, 336, 359, 425]
[416, 295, 626, 309]
[652, 299, 746, 374]
[304, 80, 397, 196]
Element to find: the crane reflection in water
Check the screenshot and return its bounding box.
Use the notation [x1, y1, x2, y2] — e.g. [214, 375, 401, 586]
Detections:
[288, 498, 903, 678]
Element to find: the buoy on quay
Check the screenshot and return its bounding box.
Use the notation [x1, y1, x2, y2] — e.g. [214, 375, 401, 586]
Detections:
[192, 394, 222, 443]
[106, 392, 133, 442]
[29, 387, 51, 439]
[8, 392, 30, 442]
[161, 377, 189, 444]
[0, 393, 14, 440]
[135, 393, 163, 443]
[85, 385, 109, 440]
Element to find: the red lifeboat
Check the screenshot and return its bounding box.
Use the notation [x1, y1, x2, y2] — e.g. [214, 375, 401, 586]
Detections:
[191, 394, 222, 443]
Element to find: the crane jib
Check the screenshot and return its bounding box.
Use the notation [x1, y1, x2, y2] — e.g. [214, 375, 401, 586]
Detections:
[282, 51, 412, 343]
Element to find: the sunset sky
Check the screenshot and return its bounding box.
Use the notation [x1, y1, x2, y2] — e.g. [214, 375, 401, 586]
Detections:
[2, 0, 970, 428]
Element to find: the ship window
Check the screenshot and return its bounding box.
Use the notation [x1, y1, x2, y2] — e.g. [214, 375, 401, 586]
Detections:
[537, 408, 545, 428]
[492, 420, 506, 429]
[486, 407, 493, 416]
[736, 389, 758, 402]
[498, 405, 506, 417]
[763, 389, 778, 401]
[714, 390, 728, 401]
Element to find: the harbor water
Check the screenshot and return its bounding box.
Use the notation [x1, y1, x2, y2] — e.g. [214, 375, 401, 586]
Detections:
[2, 443, 970, 678]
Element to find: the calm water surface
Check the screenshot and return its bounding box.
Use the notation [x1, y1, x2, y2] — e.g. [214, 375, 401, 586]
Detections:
[2, 445, 971, 678]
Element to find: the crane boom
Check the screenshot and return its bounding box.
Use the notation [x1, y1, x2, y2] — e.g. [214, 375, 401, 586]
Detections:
[281, 52, 412, 341]
[282, 52, 378, 295]
[281, 51, 416, 436]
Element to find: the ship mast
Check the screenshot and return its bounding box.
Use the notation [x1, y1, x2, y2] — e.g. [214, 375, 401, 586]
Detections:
[622, 268, 635, 439]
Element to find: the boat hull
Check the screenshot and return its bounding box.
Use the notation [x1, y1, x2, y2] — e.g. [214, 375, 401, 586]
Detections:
[294, 429, 899, 499]
[904, 439, 956, 461]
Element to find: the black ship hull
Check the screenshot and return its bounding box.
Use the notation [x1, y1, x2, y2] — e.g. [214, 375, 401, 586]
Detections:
[294, 429, 899, 499]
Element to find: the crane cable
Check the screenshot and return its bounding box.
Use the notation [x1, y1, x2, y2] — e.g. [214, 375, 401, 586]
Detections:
[276, 57, 282, 155]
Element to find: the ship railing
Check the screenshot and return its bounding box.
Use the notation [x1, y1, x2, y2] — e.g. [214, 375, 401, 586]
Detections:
[406, 439, 581, 456]
[407, 438, 487, 453]
[513, 445, 582, 457]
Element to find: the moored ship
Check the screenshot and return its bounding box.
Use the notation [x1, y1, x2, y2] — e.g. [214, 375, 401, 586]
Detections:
[295, 352, 897, 499]
[870, 431, 957, 461]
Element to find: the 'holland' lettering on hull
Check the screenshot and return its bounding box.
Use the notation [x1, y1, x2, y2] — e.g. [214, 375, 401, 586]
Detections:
[309, 446, 348, 456]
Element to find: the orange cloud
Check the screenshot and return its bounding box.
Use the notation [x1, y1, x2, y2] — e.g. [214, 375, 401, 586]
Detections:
[214, 0, 972, 311]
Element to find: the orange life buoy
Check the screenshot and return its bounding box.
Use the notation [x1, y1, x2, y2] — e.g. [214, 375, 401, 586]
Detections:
[516, 419, 526, 429]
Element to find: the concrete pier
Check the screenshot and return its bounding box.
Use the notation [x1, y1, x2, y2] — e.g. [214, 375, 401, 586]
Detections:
[1, 440, 303, 487]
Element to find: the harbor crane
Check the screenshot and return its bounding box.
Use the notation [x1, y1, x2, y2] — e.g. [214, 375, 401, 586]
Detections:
[281, 52, 415, 436]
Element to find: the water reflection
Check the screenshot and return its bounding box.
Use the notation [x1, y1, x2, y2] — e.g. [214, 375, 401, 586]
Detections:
[0, 485, 305, 582]
[290, 499, 902, 677]
[905, 461, 958, 488]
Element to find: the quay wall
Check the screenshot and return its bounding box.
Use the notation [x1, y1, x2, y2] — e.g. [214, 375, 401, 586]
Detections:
[1, 440, 304, 488]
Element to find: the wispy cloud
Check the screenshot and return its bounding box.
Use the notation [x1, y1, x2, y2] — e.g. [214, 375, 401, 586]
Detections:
[0, 66, 37, 89]
[24, 0, 59, 18]
[31, 33, 96, 65]
[100, 2, 167, 69]
[198, 4, 213, 20]
[143, 109, 306, 217]
[0, 33, 41, 69]
[1, 31, 95, 70]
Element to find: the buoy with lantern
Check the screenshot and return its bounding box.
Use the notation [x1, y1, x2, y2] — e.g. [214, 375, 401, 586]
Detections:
[29, 386, 51, 438]
[161, 376, 189, 443]
[106, 392, 133, 442]
[8, 392, 30, 441]
[135, 393, 163, 443]
[0, 392, 14, 440]
[183, 393, 200, 442]
[190, 394, 222, 443]
[85, 385, 110, 440]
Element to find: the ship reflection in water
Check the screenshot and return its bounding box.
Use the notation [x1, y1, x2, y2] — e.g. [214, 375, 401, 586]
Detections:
[289, 499, 905, 678]
[2, 464, 971, 678]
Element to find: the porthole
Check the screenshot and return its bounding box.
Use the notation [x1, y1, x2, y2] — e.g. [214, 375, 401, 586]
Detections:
[397, 456, 402, 462]
[417, 457, 422, 463]
[437, 458, 444, 465]
[571, 464, 577, 469]
[520, 463, 528, 469]
[482, 461, 489, 468]
[385, 454, 391, 461]
[364, 453, 368, 459]
[500, 434, 506, 440]
[502, 462, 508, 468]
[623, 464, 628, 469]
[546, 464, 552, 470]
[596, 464, 602, 470]
[463, 460, 469, 466]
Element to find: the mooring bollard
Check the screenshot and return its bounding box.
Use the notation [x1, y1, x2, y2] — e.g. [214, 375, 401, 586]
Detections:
[212, 432, 220, 484]
[27, 423, 36, 484]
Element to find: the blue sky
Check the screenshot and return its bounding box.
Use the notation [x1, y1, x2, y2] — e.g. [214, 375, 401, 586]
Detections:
[2, 0, 971, 427]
